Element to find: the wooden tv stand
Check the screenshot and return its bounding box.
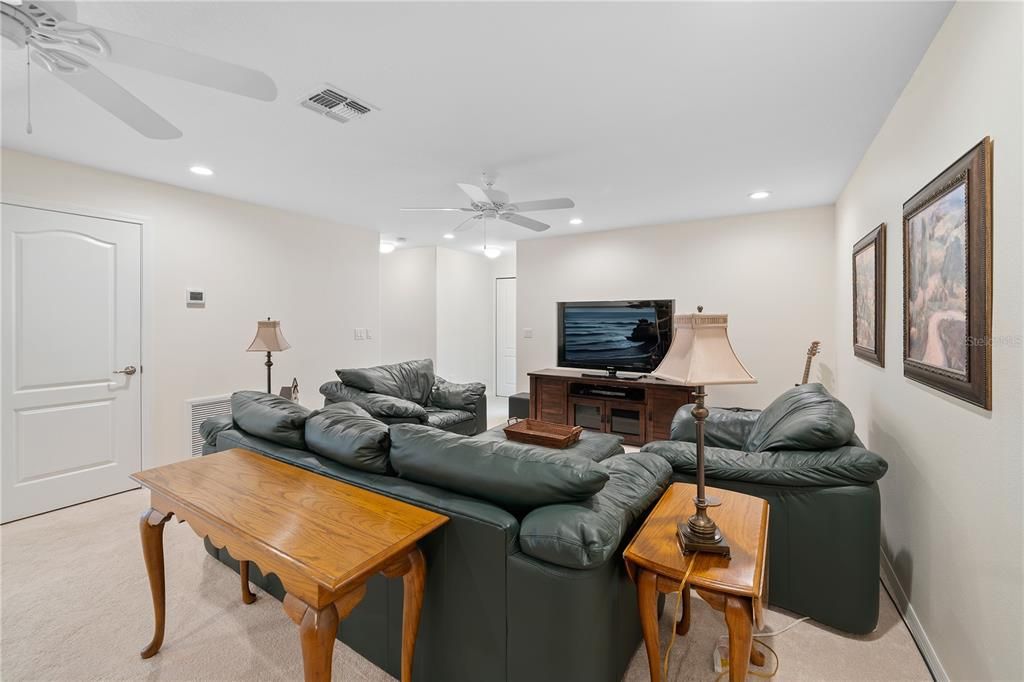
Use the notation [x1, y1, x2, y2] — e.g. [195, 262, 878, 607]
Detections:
[528, 369, 695, 446]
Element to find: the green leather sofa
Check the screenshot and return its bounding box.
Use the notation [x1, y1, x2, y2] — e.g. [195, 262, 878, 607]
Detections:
[641, 383, 888, 634]
[201, 392, 670, 682]
[319, 358, 488, 435]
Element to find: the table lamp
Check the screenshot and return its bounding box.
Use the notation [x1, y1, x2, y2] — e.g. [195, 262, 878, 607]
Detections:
[246, 318, 290, 393]
[652, 307, 756, 556]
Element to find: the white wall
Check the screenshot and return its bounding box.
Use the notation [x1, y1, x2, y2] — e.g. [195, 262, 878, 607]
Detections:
[1, 149, 381, 467]
[833, 3, 1023, 680]
[379, 247, 437, 364]
[435, 248, 492, 384]
[516, 206, 836, 407]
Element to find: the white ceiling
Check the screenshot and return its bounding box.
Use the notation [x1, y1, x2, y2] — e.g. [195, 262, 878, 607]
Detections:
[1, 1, 952, 253]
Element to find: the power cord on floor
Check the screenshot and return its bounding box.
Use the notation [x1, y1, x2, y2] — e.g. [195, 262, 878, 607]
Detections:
[662, 554, 697, 679]
[660, 552, 811, 680]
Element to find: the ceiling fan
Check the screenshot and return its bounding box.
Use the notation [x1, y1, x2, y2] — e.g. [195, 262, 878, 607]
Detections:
[1, 0, 277, 139]
[401, 175, 575, 233]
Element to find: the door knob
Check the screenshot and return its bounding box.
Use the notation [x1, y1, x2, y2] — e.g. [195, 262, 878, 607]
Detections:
[113, 365, 137, 376]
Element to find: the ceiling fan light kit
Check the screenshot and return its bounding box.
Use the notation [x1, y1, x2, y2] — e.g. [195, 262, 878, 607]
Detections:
[2, 0, 278, 139]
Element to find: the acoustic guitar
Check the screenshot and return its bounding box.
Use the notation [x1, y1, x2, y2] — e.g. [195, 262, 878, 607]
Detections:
[798, 341, 821, 386]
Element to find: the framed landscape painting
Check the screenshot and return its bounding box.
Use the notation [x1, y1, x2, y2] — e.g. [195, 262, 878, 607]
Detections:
[853, 223, 885, 366]
[903, 137, 992, 409]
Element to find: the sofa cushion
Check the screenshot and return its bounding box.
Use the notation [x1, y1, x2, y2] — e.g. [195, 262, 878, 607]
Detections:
[424, 407, 474, 429]
[519, 454, 671, 569]
[336, 359, 435, 404]
[471, 425, 625, 463]
[200, 414, 235, 447]
[389, 424, 609, 511]
[743, 383, 855, 452]
[431, 378, 487, 412]
[230, 391, 310, 450]
[305, 402, 391, 474]
[670, 406, 761, 450]
[320, 381, 428, 421]
[641, 440, 888, 487]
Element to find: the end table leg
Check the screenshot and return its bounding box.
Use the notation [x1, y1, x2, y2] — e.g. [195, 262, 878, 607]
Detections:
[284, 593, 339, 682]
[400, 546, 426, 682]
[724, 595, 754, 682]
[139, 508, 172, 659]
[674, 585, 691, 636]
[636, 568, 661, 682]
[240, 560, 257, 604]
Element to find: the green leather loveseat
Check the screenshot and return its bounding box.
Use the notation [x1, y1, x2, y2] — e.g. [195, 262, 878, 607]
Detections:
[201, 391, 670, 682]
[320, 358, 488, 436]
[641, 383, 888, 634]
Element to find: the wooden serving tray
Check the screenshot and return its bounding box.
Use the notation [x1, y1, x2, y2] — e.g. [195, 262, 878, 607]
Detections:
[504, 419, 583, 449]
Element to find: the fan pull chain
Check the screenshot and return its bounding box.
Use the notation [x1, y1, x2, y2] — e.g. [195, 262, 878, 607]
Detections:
[26, 47, 33, 135]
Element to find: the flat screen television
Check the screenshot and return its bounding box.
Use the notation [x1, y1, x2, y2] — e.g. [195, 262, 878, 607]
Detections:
[557, 299, 675, 374]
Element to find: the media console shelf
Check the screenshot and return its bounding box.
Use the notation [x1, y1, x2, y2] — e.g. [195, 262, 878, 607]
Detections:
[528, 368, 695, 446]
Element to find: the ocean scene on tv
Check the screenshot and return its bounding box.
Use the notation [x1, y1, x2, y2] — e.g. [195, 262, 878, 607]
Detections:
[562, 304, 664, 368]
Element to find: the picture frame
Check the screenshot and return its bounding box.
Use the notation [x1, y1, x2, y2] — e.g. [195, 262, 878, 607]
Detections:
[853, 223, 886, 367]
[902, 137, 993, 409]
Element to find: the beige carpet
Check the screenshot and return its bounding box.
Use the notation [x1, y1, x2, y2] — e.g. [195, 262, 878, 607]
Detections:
[1, 489, 930, 682]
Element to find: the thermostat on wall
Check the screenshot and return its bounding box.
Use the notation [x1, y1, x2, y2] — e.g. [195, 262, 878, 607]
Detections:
[186, 289, 206, 307]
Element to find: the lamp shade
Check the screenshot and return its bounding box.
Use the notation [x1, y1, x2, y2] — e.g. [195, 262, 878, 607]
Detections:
[246, 319, 291, 353]
[651, 311, 756, 386]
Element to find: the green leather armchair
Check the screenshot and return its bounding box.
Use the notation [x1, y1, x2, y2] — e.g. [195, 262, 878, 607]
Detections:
[641, 383, 888, 634]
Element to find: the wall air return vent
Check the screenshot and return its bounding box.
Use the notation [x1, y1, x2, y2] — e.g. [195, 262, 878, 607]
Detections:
[184, 394, 231, 458]
[301, 84, 378, 124]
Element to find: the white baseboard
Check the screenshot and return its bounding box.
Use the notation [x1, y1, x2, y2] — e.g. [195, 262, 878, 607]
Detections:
[879, 549, 948, 682]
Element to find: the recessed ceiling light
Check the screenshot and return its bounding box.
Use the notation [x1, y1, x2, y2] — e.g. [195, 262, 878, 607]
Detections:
[483, 246, 501, 259]
[379, 242, 396, 254]
[442, 233, 455, 240]
[569, 217, 583, 225]
[189, 165, 214, 176]
[749, 190, 771, 200]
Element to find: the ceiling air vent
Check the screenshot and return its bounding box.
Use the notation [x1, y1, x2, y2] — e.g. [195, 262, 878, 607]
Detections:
[301, 84, 378, 124]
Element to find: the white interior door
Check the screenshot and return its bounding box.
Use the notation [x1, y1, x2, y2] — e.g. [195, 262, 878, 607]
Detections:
[495, 277, 517, 397]
[2, 204, 142, 522]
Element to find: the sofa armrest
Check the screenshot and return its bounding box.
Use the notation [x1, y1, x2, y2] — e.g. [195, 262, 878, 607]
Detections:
[472, 393, 488, 434]
[518, 453, 671, 569]
[200, 414, 235, 447]
[431, 378, 487, 413]
[670, 405, 761, 450]
[320, 381, 427, 421]
[642, 440, 888, 487]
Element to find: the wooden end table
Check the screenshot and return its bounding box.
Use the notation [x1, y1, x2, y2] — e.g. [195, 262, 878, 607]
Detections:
[623, 483, 769, 682]
[131, 448, 448, 682]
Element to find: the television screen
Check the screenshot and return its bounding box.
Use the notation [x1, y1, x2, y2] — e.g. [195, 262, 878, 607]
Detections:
[557, 300, 675, 373]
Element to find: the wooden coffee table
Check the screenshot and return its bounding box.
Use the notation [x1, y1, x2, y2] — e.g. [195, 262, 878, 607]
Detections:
[623, 483, 769, 682]
[131, 448, 448, 682]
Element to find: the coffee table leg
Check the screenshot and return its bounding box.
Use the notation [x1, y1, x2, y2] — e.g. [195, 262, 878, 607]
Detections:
[636, 568, 661, 682]
[239, 560, 257, 604]
[139, 508, 172, 659]
[400, 546, 426, 682]
[724, 595, 754, 682]
[284, 594, 339, 682]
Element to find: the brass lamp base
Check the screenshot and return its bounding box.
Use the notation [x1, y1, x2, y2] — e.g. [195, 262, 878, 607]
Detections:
[677, 495, 731, 558]
[677, 523, 731, 557]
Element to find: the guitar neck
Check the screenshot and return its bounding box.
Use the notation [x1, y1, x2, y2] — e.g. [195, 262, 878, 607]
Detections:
[801, 357, 813, 385]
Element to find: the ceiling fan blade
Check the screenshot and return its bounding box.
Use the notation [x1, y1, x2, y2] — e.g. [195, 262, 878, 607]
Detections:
[452, 215, 480, 232]
[57, 21, 278, 101]
[483, 187, 509, 205]
[457, 183, 491, 205]
[501, 213, 549, 232]
[399, 207, 475, 212]
[509, 198, 575, 212]
[48, 63, 182, 139]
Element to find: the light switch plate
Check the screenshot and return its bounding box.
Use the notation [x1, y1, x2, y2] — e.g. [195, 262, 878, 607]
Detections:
[523, 328, 533, 338]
